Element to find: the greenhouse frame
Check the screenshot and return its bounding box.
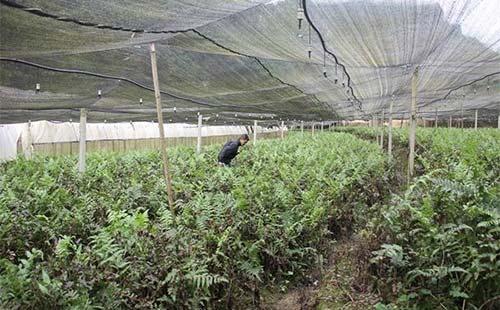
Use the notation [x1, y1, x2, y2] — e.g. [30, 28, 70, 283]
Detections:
[1, 0, 499, 309]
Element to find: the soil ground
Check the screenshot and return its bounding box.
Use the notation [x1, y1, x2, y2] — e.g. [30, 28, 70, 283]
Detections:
[264, 238, 380, 310]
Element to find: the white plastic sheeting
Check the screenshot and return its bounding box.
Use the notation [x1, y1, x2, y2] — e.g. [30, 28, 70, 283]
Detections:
[0, 123, 24, 161]
[0, 121, 281, 161]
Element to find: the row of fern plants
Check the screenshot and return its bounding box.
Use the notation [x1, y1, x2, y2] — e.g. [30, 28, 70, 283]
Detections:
[0, 132, 388, 309]
[337, 127, 500, 309]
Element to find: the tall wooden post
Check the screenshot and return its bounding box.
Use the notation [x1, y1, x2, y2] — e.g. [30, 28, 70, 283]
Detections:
[253, 120, 257, 146]
[78, 108, 87, 173]
[300, 121, 304, 134]
[150, 43, 175, 214]
[388, 98, 393, 158]
[376, 116, 381, 146]
[197, 114, 202, 154]
[449, 115, 452, 128]
[474, 110, 478, 130]
[460, 102, 464, 128]
[23, 120, 33, 159]
[380, 110, 385, 149]
[408, 67, 418, 179]
[280, 121, 284, 139]
[434, 109, 438, 128]
[312, 123, 315, 135]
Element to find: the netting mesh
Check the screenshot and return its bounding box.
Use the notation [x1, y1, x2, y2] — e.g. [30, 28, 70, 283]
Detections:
[1, 0, 499, 124]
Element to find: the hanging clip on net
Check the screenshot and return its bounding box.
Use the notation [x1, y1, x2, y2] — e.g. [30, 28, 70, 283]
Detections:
[307, 25, 312, 59]
[334, 64, 338, 84]
[323, 51, 327, 78]
[297, 7, 305, 30]
[139, 98, 143, 104]
[97, 89, 102, 98]
[35, 83, 40, 93]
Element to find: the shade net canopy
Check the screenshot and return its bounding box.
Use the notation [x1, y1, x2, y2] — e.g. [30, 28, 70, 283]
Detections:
[1, 0, 499, 124]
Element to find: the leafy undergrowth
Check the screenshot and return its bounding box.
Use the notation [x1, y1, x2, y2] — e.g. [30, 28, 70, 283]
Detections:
[337, 127, 500, 310]
[0, 133, 388, 309]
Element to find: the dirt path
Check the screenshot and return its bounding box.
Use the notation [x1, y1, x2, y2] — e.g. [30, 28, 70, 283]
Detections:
[265, 133, 408, 310]
[265, 238, 380, 310]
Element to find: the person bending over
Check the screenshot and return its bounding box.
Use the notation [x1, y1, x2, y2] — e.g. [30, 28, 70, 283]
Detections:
[217, 134, 249, 166]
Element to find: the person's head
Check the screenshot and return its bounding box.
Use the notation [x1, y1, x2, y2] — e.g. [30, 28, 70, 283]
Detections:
[239, 134, 250, 146]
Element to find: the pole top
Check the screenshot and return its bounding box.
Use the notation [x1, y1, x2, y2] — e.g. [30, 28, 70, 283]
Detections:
[150, 43, 156, 52]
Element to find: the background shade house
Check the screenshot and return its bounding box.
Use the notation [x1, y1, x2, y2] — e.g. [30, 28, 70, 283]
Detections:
[0, 0, 498, 124]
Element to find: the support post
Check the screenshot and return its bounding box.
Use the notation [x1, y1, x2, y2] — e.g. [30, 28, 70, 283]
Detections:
[435, 109, 438, 128]
[400, 113, 405, 128]
[150, 43, 175, 214]
[460, 103, 464, 128]
[23, 120, 33, 159]
[474, 110, 478, 130]
[300, 121, 304, 134]
[78, 108, 87, 173]
[280, 121, 284, 139]
[380, 110, 385, 149]
[197, 114, 202, 153]
[408, 67, 418, 179]
[253, 120, 257, 146]
[449, 115, 452, 128]
[498, 114, 500, 129]
[374, 115, 380, 145]
[388, 99, 393, 158]
[321, 121, 324, 132]
[312, 123, 315, 135]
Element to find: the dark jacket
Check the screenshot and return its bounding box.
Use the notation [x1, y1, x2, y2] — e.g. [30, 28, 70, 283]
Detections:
[218, 140, 241, 165]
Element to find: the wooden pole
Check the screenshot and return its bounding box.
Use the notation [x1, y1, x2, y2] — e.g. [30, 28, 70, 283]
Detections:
[408, 67, 418, 179]
[474, 110, 478, 130]
[400, 113, 405, 128]
[24, 120, 33, 159]
[150, 43, 175, 214]
[380, 110, 385, 149]
[253, 120, 257, 146]
[312, 123, 315, 135]
[460, 102, 464, 128]
[321, 121, 324, 132]
[374, 115, 380, 145]
[197, 114, 202, 154]
[280, 121, 284, 139]
[435, 109, 438, 128]
[388, 99, 393, 158]
[449, 115, 452, 128]
[78, 108, 87, 173]
[301, 121, 304, 135]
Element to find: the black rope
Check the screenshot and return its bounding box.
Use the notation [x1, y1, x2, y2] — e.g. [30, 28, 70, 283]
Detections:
[0, 0, 191, 34]
[191, 29, 322, 104]
[0, 57, 223, 107]
[0, 0, 333, 120]
[421, 71, 500, 108]
[302, 0, 362, 112]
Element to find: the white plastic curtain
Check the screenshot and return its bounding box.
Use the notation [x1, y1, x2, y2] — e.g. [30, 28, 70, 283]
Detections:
[0, 121, 281, 160]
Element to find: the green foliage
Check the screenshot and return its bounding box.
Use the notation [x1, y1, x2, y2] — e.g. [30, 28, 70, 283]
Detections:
[0, 132, 387, 308]
[345, 128, 500, 309]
